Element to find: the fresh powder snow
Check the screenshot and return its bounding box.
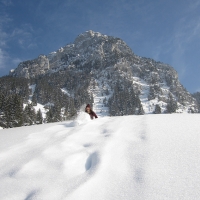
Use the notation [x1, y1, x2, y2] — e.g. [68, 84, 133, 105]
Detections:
[0, 114, 200, 200]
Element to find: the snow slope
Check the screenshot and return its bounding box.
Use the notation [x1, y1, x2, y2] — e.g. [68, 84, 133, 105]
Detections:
[0, 114, 200, 200]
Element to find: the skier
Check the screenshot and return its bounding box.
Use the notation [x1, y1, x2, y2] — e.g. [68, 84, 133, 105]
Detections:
[85, 104, 98, 119]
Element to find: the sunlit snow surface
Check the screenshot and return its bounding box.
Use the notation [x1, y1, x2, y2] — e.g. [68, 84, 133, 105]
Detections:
[0, 114, 200, 200]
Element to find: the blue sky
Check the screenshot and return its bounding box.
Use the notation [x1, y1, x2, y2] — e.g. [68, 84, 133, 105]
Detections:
[0, 0, 199, 92]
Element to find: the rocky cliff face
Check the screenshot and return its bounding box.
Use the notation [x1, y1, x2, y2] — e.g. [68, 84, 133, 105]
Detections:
[9, 30, 198, 114]
[10, 55, 49, 78]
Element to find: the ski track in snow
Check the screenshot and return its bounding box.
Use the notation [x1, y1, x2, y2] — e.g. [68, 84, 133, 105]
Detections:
[0, 114, 200, 200]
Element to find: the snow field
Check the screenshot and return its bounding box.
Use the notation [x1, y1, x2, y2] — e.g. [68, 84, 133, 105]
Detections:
[0, 114, 200, 200]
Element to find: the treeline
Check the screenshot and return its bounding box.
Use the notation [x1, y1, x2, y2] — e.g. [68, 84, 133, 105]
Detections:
[0, 76, 29, 101]
[0, 93, 43, 128]
[0, 94, 23, 128]
[31, 69, 92, 107]
[0, 70, 93, 128]
[0, 68, 189, 129]
[0, 77, 28, 128]
[31, 69, 93, 121]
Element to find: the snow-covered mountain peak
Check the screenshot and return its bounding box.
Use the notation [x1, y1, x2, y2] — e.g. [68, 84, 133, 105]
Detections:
[77, 30, 107, 40]
[73, 30, 132, 55]
[74, 30, 120, 51]
[8, 31, 198, 114]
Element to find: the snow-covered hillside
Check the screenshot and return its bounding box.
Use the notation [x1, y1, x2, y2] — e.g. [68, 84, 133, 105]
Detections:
[0, 114, 200, 200]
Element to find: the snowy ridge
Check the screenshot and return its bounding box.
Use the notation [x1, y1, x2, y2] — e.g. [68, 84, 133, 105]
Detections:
[0, 114, 200, 199]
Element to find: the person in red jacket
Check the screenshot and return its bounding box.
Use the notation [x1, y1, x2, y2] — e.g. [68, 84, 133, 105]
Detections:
[85, 104, 98, 119]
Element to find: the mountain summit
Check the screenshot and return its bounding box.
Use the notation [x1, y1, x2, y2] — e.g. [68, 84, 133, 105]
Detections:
[10, 30, 135, 78]
[0, 30, 198, 127]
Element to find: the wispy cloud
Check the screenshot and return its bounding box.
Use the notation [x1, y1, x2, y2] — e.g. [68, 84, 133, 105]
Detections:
[12, 58, 22, 66]
[187, 0, 200, 12]
[10, 23, 35, 49]
[1, 3, 35, 49]
[161, 1, 200, 80]
[0, 48, 8, 68]
[1, 0, 13, 6]
[0, 8, 34, 69]
[0, 14, 10, 44]
[0, 13, 10, 68]
[28, 43, 38, 49]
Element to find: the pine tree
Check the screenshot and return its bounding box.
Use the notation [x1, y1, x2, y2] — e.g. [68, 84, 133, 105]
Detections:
[148, 86, 156, 100]
[154, 104, 161, 114]
[24, 103, 36, 125]
[107, 82, 144, 116]
[32, 93, 37, 106]
[46, 107, 54, 123]
[23, 111, 29, 125]
[137, 103, 144, 115]
[13, 95, 23, 127]
[68, 99, 77, 119]
[4, 96, 13, 128]
[166, 93, 177, 113]
[54, 105, 62, 122]
[36, 109, 43, 124]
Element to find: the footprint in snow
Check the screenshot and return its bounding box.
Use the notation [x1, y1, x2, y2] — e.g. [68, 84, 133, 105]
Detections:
[24, 190, 39, 200]
[83, 143, 92, 148]
[63, 151, 99, 178]
[85, 152, 99, 171]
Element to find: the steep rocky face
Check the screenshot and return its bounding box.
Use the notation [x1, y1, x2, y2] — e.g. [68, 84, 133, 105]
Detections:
[10, 55, 49, 78]
[10, 30, 136, 77]
[9, 30, 198, 113]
